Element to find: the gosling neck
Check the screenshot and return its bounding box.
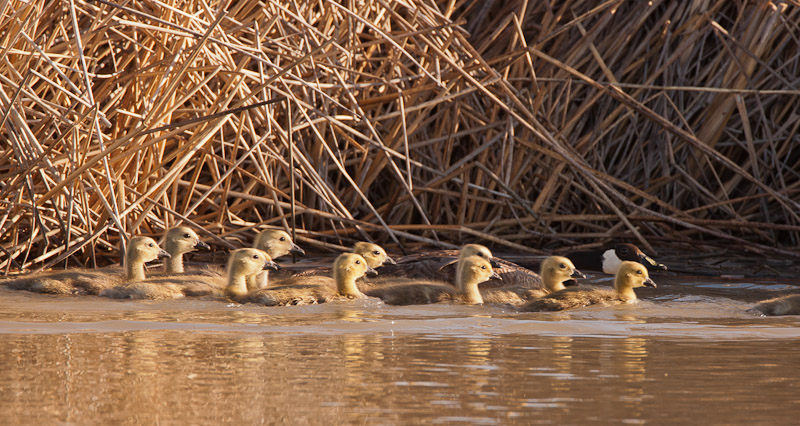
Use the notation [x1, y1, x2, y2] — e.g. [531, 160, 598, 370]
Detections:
[125, 254, 146, 282]
[165, 253, 184, 274]
[614, 279, 638, 303]
[245, 270, 270, 291]
[335, 269, 364, 298]
[226, 266, 250, 298]
[457, 270, 484, 305]
[542, 269, 567, 293]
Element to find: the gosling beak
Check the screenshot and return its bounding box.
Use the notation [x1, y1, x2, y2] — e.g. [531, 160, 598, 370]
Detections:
[365, 265, 378, 276]
[490, 259, 500, 269]
[264, 260, 280, 271]
[571, 269, 586, 279]
[644, 277, 657, 288]
[385, 256, 397, 265]
[158, 248, 171, 259]
[490, 271, 502, 281]
[290, 244, 305, 256]
[194, 241, 210, 251]
[640, 253, 667, 271]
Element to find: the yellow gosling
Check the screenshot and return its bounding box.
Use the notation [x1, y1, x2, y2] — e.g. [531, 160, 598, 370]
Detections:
[521, 261, 656, 312]
[241, 253, 376, 306]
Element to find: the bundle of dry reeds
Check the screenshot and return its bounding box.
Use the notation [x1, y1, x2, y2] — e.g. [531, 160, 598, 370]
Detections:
[0, 0, 798, 272]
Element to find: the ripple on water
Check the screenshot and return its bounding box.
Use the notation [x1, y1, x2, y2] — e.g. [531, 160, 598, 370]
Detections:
[1, 275, 800, 424]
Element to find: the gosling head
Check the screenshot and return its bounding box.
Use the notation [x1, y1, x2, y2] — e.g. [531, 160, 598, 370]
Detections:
[163, 226, 210, 255]
[127, 236, 170, 265]
[459, 244, 493, 261]
[457, 255, 500, 305]
[254, 229, 305, 259]
[225, 248, 278, 298]
[227, 248, 279, 277]
[540, 256, 585, 292]
[353, 242, 395, 268]
[461, 255, 500, 284]
[333, 253, 376, 298]
[616, 261, 656, 289]
[614, 261, 656, 303]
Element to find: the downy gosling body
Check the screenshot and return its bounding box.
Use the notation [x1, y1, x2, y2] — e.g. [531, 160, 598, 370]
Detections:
[366, 255, 500, 305]
[521, 261, 656, 312]
[375, 244, 541, 290]
[105, 248, 277, 300]
[236, 253, 376, 306]
[749, 294, 800, 316]
[481, 256, 586, 305]
[1, 235, 170, 296]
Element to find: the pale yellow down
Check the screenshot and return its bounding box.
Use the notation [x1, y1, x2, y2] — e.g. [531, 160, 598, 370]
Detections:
[249, 229, 304, 290]
[353, 242, 395, 268]
[103, 248, 276, 300]
[161, 226, 209, 274]
[522, 261, 656, 311]
[237, 253, 376, 306]
[366, 255, 500, 305]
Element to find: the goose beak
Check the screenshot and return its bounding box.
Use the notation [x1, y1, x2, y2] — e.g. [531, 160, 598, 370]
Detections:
[644, 277, 657, 288]
[490, 271, 502, 281]
[365, 265, 378, 276]
[385, 256, 397, 265]
[157, 248, 171, 259]
[571, 269, 586, 279]
[290, 244, 305, 256]
[640, 254, 667, 271]
[194, 241, 210, 251]
[490, 259, 500, 269]
[264, 260, 280, 271]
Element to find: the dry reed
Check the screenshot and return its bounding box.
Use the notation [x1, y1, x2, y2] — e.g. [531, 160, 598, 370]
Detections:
[0, 0, 799, 273]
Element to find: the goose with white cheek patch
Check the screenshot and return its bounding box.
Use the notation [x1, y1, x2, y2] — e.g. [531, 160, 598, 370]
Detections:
[566, 243, 667, 275]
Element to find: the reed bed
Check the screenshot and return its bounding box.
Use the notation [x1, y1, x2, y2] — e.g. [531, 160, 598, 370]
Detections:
[0, 0, 799, 272]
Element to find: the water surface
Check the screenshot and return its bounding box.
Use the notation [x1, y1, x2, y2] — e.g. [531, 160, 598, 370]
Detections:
[1, 273, 799, 424]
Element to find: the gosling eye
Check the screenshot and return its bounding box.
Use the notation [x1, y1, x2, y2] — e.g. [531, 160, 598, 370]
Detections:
[559, 263, 566, 269]
[148, 243, 155, 247]
[355, 260, 361, 265]
[184, 233, 191, 238]
[636, 270, 643, 274]
[481, 265, 487, 270]
[253, 255, 260, 259]
[373, 250, 380, 255]
[279, 237, 286, 241]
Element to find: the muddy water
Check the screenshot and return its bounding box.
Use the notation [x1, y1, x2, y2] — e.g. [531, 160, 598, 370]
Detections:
[1, 273, 800, 424]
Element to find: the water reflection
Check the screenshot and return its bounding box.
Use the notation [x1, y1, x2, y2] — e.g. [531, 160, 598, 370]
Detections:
[1, 331, 800, 424]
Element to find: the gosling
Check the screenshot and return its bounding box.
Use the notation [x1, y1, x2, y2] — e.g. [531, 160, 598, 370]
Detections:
[248, 229, 305, 290]
[161, 226, 210, 274]
[366, 255, 500, 305]
[1, 235, 170, 296]
[521, 261, 656, 312]
[481, 256, 586, 305]
[103, 248, 277, 300]
[749, 294, 800, 316]
[236, 253, 376, 306]
[294, 241, 395, 277]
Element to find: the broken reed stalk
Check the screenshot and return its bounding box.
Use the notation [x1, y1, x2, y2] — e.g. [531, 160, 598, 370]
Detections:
[0, 0, 799, 273]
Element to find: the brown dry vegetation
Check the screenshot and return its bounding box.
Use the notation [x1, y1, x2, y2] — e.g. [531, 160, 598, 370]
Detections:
[0, 0, 799, 272]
